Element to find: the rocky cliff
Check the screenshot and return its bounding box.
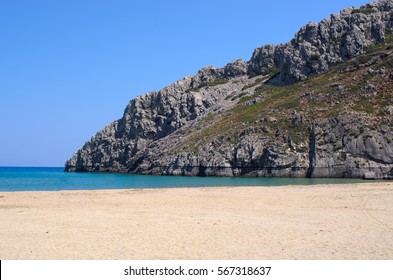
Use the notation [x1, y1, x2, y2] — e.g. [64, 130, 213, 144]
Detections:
[65, 1, 393, 179]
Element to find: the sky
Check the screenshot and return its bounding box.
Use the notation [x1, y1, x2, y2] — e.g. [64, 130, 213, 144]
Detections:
[0, 0, 371, 167]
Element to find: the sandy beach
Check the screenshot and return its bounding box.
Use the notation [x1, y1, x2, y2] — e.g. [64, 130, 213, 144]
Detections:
[1, 182, 393, 260]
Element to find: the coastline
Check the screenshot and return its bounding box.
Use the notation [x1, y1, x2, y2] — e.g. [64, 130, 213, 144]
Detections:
[1, 182, 393, 259]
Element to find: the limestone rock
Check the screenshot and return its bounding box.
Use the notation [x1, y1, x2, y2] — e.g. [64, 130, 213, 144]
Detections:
[65, 1, 393, 179]
[248, 1, 392, 84]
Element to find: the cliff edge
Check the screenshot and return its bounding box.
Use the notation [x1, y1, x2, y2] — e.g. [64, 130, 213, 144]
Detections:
[65, 1, 393, 179]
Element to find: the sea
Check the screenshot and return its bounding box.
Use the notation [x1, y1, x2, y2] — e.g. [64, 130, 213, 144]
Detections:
[0, 166, 368, 192]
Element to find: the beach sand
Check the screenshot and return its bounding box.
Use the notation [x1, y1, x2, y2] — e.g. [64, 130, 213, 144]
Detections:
[1, 182, 393, 260]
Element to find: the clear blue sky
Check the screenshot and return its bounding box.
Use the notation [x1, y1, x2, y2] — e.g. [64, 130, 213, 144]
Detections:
[0, 0, 371, 167]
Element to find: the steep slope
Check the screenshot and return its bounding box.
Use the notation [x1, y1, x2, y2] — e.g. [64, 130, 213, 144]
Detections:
[65, 1, 393, 179]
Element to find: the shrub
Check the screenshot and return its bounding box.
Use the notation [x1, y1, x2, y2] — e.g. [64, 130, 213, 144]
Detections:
[310, 54, 320, 61]
[351, 8, 376, 14]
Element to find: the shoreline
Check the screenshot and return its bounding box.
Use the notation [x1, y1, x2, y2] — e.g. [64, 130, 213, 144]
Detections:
[0, 180, 387, 194]
[0, 177, 378, 193]
[1, 182, 393, 259]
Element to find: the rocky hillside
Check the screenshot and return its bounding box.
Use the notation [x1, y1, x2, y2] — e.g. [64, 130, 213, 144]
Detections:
[65, 1, 393, 179]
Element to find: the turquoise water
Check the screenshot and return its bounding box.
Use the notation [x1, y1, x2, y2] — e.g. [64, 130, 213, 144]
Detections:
[0, 167, 367, 192]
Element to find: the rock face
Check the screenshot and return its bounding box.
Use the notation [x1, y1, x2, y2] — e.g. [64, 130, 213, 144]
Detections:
[248, 2, 390, 84]
[65, 1, 393, 179]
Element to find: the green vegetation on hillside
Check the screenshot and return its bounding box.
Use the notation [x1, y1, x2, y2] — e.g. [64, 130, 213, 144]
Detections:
[186, 78, 228, 93]
[177, 37, 393, 154]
